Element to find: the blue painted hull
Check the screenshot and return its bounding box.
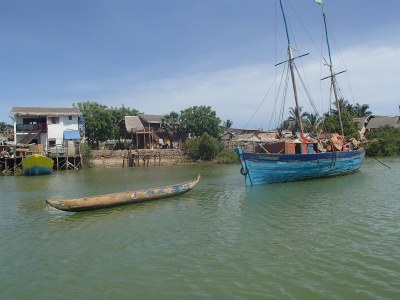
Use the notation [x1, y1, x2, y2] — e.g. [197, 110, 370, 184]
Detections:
[22, 154, 54, 176]
[236, 147, 365, 186]
[23, 166, 53, 176]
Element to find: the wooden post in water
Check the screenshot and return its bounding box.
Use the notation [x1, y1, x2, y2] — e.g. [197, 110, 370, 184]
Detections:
[66, 151, 68, 170]
[13, 146, 16, 176]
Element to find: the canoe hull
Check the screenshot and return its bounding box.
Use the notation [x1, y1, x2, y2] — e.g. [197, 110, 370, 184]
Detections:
[46, 175, 200, 212]
[22, 154, 54, 176]
[236, 147, 365, 186]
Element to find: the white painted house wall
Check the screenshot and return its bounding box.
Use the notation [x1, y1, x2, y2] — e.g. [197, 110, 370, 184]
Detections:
[47, 115, 79, 145]
[13, 114, 80, 151]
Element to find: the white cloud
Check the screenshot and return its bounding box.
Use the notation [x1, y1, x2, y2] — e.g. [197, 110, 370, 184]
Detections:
[3, 44, 397, 129]
[100, 44, 400, 129]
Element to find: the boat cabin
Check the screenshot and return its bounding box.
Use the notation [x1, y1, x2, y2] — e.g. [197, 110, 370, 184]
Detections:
[256, 140, 318, 155]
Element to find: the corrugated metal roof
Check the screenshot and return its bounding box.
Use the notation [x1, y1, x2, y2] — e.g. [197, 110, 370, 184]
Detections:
[125, 116, 145, 132]
[11, 107, 81, 116]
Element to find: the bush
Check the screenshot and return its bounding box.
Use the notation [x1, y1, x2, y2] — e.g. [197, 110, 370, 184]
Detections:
[216, 148, 239, 164]
[185, 133, 222, 161]
[365, 127, 400, 156]
[185, 136, 201, 160]
[79, 143, 94, 168]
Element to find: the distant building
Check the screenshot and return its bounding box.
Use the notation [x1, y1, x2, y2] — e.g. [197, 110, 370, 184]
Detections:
[354, 115, 400, 138]
[138, 114, 162, 132]
[120, 115, 163, 149]
[11, 107, 82, 152]
[365, 116, 400, 130]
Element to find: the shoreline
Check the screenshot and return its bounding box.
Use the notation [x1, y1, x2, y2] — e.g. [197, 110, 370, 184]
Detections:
[91, 149, 192, 168]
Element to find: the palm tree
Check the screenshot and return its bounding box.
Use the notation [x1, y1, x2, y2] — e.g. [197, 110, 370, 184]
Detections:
[0, 121, 7, 131]
[280, 107, 308, 132]
[352, 103, 372, 118]
[223, 119, 233, 130]
[332, 98, 353, 115]
[303, 113, 323, 133]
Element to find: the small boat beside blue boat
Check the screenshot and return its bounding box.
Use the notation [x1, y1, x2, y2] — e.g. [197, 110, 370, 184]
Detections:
[22, 154, 54, 176]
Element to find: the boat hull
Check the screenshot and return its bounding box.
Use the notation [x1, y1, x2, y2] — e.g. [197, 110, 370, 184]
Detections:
[22, 154, 54, 176]
[46, 175, 200, 212]
[236, 147, 365, 186]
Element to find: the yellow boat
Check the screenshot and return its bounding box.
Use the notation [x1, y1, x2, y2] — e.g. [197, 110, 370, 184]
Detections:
[22, 154, 54, 176]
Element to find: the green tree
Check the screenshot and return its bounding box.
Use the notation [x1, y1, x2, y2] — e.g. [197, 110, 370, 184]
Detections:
[185, 136, 201, 161]
[323, 107, 359, 139]
[365, 127, 400, 156]
[0, 122, 7, 131]
[75, 101, 115, 148]
[185, 133, 222, 161]
[161, 111, 181, 144]
[180, 106, 222, 138]
[0, 122, 14, 140]
[303, 112, 323, 133]
[110, 105, 140, 140]
[279, 107, 308, 132]
[223, 119, 233, 130]
[352, 103, 372, 118]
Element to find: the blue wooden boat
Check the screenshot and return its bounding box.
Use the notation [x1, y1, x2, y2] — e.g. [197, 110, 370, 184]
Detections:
[22, 154, 54, 176]
[237, 145, 364, 186]
[236, 0, 365, 186]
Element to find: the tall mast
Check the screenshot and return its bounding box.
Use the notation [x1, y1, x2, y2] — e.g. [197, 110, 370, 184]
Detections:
[279, 0, 304, 135]
[321, 3, 345, 136]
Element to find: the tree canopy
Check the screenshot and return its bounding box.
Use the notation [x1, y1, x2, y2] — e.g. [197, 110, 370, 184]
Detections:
[74, 101, 139, 148]
[364, 127, 400, 156]
[161, 111, 181, 143]
[179, 106, 222, 138]
[279, 100, 372, 139]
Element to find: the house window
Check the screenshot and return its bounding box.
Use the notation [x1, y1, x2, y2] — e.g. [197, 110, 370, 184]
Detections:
[49, 140, 56, 147]
[50, 117, 59, 124]
[68, 116, 72, 120]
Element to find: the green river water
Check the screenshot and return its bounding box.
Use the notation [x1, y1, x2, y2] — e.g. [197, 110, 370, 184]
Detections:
[1, 158, 399, 299]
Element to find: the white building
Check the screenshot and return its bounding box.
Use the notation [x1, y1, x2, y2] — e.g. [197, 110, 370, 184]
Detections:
[11, 107, 82, 151]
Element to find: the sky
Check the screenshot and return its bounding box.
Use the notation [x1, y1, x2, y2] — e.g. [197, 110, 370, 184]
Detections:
[1, 0, 399, 129]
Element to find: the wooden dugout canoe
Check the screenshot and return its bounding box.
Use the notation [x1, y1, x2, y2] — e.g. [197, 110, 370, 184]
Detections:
[46, 175, 200, 212]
